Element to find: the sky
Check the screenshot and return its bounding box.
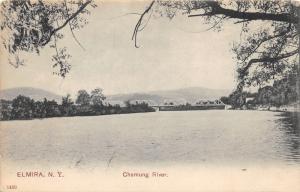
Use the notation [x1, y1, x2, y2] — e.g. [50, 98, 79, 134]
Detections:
[0, 0, 245, 96]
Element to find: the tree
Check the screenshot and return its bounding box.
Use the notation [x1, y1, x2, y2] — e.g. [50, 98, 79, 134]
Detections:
[33, 100, 46, 118]
[43, 99, 60, 117]
[76, 89, 91, 106]
[133, 0, 299, 92]
[61, 94, 75, 116]
[0, 0, 96, 77]
[62, 94, 73, 106]
[0, 99, 13, 120]
[255, 86, 274, 105]
[220, 96, 230, 105]
[254, 71, 298, 107]
[228, 90, 247, 109]
[11, 95, 35, 119]
[90, 88, 106, 106]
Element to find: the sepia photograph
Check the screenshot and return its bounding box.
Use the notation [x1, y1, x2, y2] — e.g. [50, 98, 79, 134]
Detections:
[0, 0, 299, 191]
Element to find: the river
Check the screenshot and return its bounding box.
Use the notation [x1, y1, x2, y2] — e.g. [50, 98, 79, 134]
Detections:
[0, 110, 299, 168]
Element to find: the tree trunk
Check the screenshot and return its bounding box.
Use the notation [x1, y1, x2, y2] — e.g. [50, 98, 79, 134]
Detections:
[296, 6, 300, 125]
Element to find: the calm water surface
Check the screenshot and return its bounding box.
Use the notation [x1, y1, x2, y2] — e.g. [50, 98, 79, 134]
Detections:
[1, 110, 299, 168]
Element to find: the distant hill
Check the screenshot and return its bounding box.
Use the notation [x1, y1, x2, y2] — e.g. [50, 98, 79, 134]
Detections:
[108, 93, 167, 104]
[0, 86, 231, 105]
[0, 87, 62, 102]
[150, 87, 230, 101]
[108, 87, 231, 104]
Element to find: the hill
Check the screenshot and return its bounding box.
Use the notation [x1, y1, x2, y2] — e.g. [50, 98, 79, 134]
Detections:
[108, 87, 231, 104]
[150, 87, 230, 102]
[0, 87, 62, 102]
[108, 93, 167, 104]
[0, 86, 231, 104]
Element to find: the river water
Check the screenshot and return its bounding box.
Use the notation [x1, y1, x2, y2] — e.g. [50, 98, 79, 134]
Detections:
[0, 110, 299, 168]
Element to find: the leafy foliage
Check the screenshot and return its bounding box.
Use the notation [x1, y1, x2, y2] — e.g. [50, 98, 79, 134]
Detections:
[254, 72, 298, 106]
[221, 70, 298, 109]
[0, 88, 155, 121]
[90, 88, 106, 106]
[0, 0, 96, 77]
[124, 100, 156, 113]
[75, 89, 91, 106]
[11, 95, 35, 119]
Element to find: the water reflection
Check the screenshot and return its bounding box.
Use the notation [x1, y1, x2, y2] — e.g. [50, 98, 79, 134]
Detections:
[275, 112, 300, 163]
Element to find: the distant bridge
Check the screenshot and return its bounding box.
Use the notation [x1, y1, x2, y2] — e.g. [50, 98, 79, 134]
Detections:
[127, 99, 225, 111]
[130, 99, 224, 106]
[148, 100, 225, 111]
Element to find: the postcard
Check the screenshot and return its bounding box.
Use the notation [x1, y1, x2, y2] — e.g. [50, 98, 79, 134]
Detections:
[0, 0, 299, 191]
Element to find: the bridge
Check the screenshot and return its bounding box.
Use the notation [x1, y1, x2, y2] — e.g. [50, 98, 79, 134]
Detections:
[129, 99, 225, 111]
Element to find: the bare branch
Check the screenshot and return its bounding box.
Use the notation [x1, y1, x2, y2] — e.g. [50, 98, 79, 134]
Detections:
[234, 19, 250, 24]
[138, 9, 153, 32]
[203, 16, 224, 31]
[64, 0, 86, 50]
[132, 0, 155, 48]
[69, 23, 85, 50]
[108, 12, 142, 20]
[189, 13, 214, 17]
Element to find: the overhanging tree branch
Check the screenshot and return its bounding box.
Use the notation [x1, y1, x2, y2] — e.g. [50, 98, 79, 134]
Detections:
[188, 1, 298, 24]
[132, 0, 299, 90]
[41, 0, 92, 46]
[240, 25, 293, 63]
[64, 0, 86, 50]
[241, 49, 299, 76]
[132, 0, 155, 48]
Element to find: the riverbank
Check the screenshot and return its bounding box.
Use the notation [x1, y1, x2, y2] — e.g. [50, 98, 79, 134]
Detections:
[255, 103, 300, 113]
[227, 102, 300, 113]
[0, 97, 155, 121]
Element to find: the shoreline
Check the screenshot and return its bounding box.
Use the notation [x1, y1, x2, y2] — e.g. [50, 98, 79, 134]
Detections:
[0, 110, 156, 122]
[1, 106, 299, 122]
